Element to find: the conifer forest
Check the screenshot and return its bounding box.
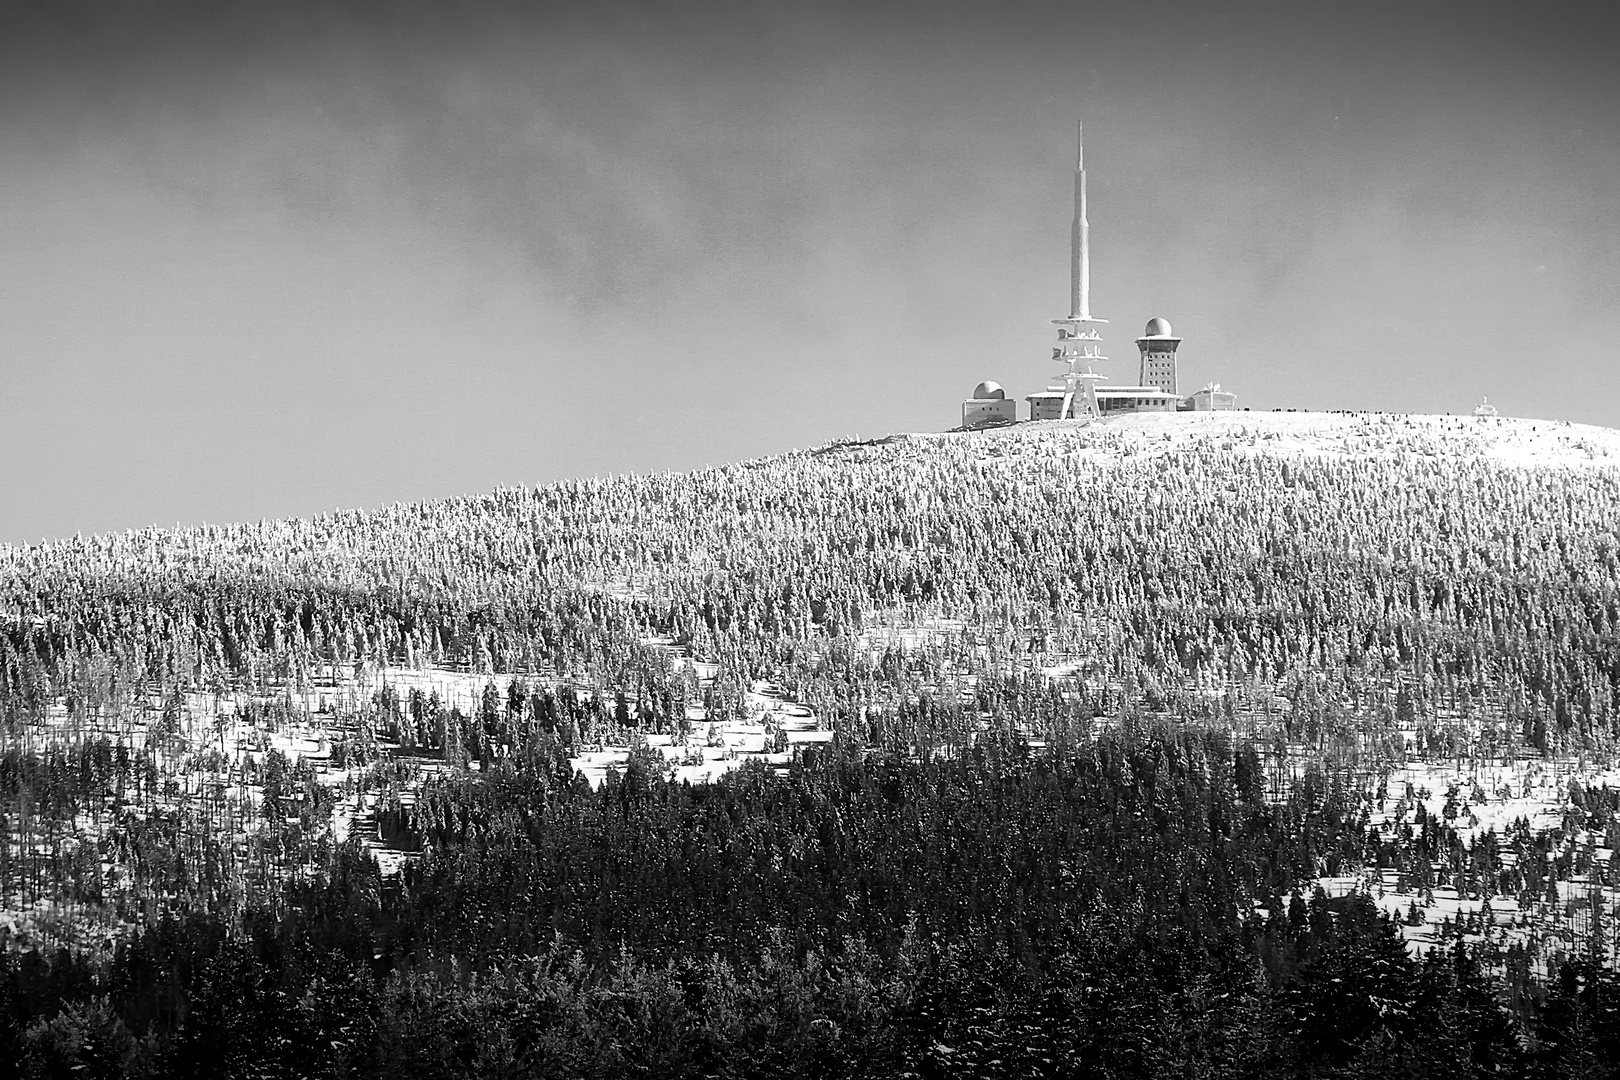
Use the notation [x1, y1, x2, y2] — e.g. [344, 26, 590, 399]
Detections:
[4, 412, 1620, 1077]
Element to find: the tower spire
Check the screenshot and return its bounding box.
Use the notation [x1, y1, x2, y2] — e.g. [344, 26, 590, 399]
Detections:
[1033, 119, 1107, 423]
[1072, 120, 1089, 321]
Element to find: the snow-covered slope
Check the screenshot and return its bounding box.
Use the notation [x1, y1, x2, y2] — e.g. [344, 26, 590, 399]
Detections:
[8, 406, 1620, 970]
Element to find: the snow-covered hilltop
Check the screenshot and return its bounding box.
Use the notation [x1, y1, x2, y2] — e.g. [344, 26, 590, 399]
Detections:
[939, 409, 1620, 470]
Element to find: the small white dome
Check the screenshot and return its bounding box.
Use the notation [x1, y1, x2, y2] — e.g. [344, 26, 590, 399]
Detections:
[1143, 317, 1173, 337]
[973, 381, 1006, 400]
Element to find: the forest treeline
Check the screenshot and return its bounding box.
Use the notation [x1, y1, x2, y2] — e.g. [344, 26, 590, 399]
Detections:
[4, 419, 1620, 757]
[5, 724, 1620, 1078]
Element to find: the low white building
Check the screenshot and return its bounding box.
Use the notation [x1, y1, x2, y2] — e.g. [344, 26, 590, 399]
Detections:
[1099, 385, 1182, 414]
[1025, 388, 1067, 421]
[1185, 384, 1238, 411]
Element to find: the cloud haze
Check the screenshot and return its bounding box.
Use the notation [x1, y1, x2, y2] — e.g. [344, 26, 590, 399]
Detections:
[1, 0, 1617, 541]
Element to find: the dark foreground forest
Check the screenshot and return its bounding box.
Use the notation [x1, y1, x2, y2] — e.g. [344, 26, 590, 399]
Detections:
[5, 414, 1620, 1076]
[7, 726, 1620, 1079]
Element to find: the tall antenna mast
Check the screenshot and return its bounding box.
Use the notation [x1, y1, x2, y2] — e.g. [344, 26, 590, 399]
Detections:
[1041, 120, 1106, 420]
[1072, 120, 1089, 321]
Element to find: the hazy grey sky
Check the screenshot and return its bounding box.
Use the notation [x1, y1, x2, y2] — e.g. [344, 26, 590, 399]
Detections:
[2, 0, 1617, 543]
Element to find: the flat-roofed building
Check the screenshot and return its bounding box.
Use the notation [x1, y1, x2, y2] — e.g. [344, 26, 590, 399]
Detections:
[1098, 386, 1183, 413]
[1026, 389, 1069, 421]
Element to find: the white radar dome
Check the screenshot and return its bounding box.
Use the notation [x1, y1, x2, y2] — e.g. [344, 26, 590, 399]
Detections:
[972, 381, 1006, 400]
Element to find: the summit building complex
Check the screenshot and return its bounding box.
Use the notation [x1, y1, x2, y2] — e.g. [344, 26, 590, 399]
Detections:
[962, 124, 1238, 429]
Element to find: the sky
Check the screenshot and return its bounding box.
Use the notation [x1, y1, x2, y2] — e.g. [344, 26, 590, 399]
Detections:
[1, 0, 1618, 543]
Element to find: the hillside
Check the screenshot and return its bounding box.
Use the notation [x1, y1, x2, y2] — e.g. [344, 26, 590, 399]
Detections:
[5, 409, 1620, 1075]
